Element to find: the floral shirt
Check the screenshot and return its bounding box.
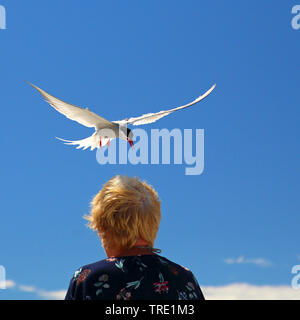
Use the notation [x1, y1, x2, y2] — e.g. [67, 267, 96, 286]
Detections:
[65, 254, 205, 300]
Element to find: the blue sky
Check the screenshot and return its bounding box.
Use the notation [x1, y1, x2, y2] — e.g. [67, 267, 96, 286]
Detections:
[0, 1, 300, 299]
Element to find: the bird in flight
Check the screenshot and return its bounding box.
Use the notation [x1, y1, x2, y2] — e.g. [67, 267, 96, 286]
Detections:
[29, 83, 216, 150]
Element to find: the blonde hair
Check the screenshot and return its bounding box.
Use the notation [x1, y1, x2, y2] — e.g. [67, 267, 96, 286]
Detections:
[84, 175, 161, 251]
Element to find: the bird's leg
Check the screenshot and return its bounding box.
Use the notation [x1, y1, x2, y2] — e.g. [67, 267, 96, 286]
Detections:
[99, 136, 102, 148]
[107, 140, 110, 148]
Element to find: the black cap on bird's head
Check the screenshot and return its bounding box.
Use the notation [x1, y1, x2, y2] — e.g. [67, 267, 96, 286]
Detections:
[126, 128, 134, 148]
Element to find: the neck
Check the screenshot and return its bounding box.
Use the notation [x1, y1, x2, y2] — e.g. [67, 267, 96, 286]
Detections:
[106, 238, 156, 258]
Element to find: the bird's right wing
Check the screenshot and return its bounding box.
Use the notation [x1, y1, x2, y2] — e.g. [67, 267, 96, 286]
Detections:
[29, 83, 113, 129]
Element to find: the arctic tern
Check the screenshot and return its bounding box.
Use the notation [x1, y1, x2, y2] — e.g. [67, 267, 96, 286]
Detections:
[29, 83, 216, 150]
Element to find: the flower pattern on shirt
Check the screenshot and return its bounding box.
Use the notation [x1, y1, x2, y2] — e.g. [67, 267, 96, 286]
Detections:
[72, 268, 91, 285]
[177, 290, 188, 300]
[153, 272, 169, 294]
[65, 255, 205, 300]
[94, 274, 110, 296]
[126, 276, 144, 290]
[135, 257, 148, 272]
[116, 287, 132, 300]
[115, 258, 126, 272]
[185, 281, 198, 299]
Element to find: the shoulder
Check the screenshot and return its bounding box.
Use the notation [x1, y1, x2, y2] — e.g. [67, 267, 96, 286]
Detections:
[72, 257, 120, 280]
[160, 256, 205, 299]
[65, 258, 120, 300]
[156, 255, 193, 274]
[156, 256, 202, 286]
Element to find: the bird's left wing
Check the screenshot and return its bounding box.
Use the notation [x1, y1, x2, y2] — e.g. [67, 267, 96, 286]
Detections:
[114, 84, 216, 126]
[29, 83, 113, 129]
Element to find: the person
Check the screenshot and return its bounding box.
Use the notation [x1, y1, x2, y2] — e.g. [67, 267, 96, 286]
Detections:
[65, 175, 205, 300]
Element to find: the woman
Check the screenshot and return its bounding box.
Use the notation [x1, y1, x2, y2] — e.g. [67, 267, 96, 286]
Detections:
[65, 175, 205, 300]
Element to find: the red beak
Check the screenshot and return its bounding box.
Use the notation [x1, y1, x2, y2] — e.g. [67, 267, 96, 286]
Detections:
[128, 139, 134, 148]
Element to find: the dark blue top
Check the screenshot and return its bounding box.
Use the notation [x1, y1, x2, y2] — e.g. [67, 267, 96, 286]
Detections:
[65, 254, 205, 300]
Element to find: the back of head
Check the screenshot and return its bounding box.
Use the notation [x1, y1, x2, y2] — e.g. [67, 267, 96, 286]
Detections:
[85, 175, 161, 253]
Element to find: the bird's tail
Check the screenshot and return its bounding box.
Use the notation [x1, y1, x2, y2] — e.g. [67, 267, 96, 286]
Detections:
[56, 133, 100, 151]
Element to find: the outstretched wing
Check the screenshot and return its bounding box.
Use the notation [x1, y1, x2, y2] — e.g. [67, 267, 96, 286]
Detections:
[114, 84, 216, 126]
[29, 83, 113, 129]
[56, 134, 110, 151]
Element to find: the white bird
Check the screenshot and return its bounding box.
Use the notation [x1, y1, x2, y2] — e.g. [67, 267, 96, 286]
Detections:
[29, 83, 216, 150]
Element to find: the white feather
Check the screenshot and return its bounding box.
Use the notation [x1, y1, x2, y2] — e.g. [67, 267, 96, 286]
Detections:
[29, 82, 113, 129]
[114, 84, 216, 126]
